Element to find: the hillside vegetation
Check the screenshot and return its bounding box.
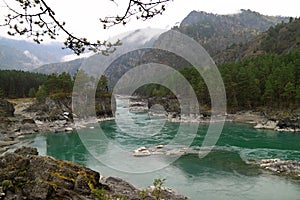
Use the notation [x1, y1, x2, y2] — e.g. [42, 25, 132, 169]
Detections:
[175, 9, 289, 57]
[215, 18, 300, 63]
[136, 18, 300, 112]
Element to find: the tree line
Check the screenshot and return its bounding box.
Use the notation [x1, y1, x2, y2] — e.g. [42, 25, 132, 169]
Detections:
[1, 49, 299, 112]
[0, 70, 109, 101]
[0, 70, 48, 98]
[136, 49, 300, 112]
[220, 49, 300, 110]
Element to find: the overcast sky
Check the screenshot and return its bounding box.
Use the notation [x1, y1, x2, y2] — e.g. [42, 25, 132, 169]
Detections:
[0, 0, 299, 42]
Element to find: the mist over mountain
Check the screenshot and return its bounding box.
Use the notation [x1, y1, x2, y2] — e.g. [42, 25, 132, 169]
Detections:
[33, 28, 166, 77]
[0, 37, 71, 71]
[1, 9, 292, 76]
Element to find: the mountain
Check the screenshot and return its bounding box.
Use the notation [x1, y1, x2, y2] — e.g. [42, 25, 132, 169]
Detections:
[214, 18, 300, 63]
[29, 10, 291, 78]
[0, 37, 71, 71]
[33, 28, 167, 76]
[33, 58, 83, 76]
[175, 9, 290, 57]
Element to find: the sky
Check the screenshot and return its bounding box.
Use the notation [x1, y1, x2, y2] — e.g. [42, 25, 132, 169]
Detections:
[0, 0, 299, 43]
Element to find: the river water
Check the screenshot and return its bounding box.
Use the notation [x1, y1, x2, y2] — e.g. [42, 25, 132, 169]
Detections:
[20, 98, 300, 200]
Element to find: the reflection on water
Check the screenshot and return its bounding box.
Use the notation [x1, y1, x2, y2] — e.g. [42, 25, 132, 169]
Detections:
[46, 132, 90, 163]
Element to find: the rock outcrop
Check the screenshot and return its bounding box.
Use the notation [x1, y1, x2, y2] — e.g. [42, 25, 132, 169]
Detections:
[25, 97, 73, 122]
[0, 99, 14, 117]
[255, 119, 300, 132]
[26, 96, 114, 121]
[0, 147, 188, 200]
[95, 96, 115, 118]
[257, 158, 300, 179]
[0, 146, 102, 199]
[254, 120, 278, 130]
[277, 118, 300, 132]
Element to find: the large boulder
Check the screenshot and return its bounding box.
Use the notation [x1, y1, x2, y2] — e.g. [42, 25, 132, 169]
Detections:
[0, 99, 14, 117]
[0, 147, 102, 199]
[0, 147, 189, 199]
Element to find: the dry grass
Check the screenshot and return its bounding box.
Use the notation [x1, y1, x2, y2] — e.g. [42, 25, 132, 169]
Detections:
[6, 98, 36, 104]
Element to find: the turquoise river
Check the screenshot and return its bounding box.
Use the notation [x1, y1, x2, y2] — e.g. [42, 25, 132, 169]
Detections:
[19, 99, 300, 200]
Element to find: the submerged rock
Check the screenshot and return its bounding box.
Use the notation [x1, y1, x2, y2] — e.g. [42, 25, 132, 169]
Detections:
[133, 146, 151, 157]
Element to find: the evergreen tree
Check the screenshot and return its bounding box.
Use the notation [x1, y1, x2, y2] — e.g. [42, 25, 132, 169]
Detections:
[96, 75, 109, 96]
[28, 88, 36, 98]
[36, 85, 48, 101]
[0, 88, 4, 98]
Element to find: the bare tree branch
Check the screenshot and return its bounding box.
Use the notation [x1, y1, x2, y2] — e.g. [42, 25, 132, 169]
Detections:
[100, 0, 172, 29]
[0, 0, 172, 55]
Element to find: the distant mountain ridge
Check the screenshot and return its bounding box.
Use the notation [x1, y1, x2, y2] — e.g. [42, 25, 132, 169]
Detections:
[33, 58, 83, 76]
[0, 37, 71, 71]
[33, 28, 166, 77]
[175, 9, 290, 57]
[10, 10, 291, 75]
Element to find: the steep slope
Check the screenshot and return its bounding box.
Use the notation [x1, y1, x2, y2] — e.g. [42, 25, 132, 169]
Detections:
[214, 18, 300, 63]
[175, 9, 289, 57]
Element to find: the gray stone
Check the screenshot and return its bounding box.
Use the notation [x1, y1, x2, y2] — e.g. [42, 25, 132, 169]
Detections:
[14, 146, 38, 156]
[257, 158, 300, 178]
[74, 175, 91, 195]
[0, 99, 14, 117]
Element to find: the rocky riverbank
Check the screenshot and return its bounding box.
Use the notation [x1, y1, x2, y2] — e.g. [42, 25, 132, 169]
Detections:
[133, 95, 300, 133]
[254, 119, 300, 132]
[0, 96, 115, 154]
[130, 96, 300, 132]
[255, 158, 300, 180]
[0, 146, 188, 200]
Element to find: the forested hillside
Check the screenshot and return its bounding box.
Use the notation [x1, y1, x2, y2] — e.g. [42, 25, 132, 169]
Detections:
[136, 50, 300, 112]
[136, 17, 300, 112]
[174, 9, 289, 57]
[215, 18, 300, 63]
[219, 50, 300, 110]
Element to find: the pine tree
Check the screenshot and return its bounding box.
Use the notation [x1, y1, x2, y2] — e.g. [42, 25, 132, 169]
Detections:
[28, 88, 36, 98]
